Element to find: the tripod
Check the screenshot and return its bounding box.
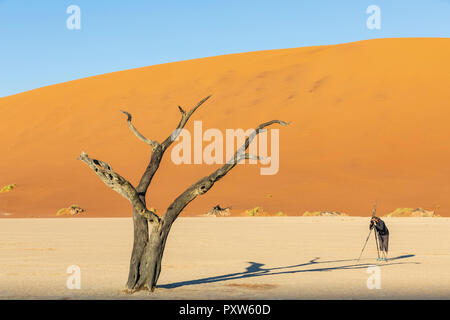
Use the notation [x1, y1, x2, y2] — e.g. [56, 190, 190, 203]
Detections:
[357, 227, 380, 262]
[357, 226, 386, 262]
[357, 202, 379, 262]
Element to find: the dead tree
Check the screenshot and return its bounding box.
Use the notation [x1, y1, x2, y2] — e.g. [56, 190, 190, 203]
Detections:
[78, 96, 289, 292]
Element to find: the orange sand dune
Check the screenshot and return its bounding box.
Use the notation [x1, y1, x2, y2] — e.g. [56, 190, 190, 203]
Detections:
[1, 38, 449, 218]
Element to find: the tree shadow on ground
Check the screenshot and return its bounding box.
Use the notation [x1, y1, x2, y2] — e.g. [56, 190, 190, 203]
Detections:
[159, 254, 417, 289]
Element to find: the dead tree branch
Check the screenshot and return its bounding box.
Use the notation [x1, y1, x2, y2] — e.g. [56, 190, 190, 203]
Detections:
[163, 120, 289, 224]
[77, 151, 160, 223]
[161, 95, 211, 151]
[135, 95, 212, 196]
[120, 110, 159, 149]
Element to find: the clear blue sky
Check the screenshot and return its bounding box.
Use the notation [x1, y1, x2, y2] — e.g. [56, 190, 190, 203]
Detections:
[1, 0, 449, 97]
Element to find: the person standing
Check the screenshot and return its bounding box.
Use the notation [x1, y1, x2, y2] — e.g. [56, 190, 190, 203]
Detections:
[370, 216, 389, 261]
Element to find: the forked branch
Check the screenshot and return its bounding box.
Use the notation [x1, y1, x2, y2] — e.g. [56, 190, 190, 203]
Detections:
[78, 151, 160, 223]
[134, 96, 212, 195]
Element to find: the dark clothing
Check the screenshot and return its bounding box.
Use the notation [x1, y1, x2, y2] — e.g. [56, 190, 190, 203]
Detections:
[370, 219, 389, 236]
[370, 218, 389, 252]
[378, 233, 389, 252]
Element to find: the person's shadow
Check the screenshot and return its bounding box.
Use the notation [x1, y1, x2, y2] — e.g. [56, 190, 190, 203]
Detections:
[159, 254, 417, 289]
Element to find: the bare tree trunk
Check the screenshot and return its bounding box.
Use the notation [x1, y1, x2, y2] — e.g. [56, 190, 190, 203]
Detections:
[78, 96, 289, 292]
[126, 209, 149, 290]
[138, 222, 169, 290]
[127, 217, 172, 291]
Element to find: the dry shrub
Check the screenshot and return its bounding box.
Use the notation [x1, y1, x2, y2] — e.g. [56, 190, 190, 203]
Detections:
[56, 205, 85, 216]
[204, 205, 231, 217]
[242, 206, 270, 217]
[0, 184, 16, 193]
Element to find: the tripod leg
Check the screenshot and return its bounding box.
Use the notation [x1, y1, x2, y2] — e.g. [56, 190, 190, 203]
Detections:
[357, 229, 372, 262]
[374, 231, 380, 260]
